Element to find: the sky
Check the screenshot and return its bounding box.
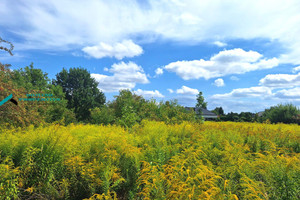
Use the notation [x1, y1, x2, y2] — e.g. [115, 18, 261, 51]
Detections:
[1, 0, 300, 113]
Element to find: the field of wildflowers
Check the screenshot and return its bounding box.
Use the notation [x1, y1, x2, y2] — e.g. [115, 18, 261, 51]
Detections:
[0, 121, 299, 199]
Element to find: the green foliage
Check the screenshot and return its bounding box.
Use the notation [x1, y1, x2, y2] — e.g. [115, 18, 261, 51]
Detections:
[54, 67, 106, 121]
[44, 85, 77, 125]
[158, 100, 196, 124]
[118, 105, 139, 128]
[261, 103, 300, 124]
[1, 59, 76, 127]
[196, 91, 207, 109]
[1, 43, 45, 127]
[90, 106, 115, 125]
[212, 107, 224, 116]
[12, 63, 50, 91]
[92, 90, 197, 127]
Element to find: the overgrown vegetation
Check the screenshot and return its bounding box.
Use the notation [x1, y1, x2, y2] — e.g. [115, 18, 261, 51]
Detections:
[0, 121, 299, 199]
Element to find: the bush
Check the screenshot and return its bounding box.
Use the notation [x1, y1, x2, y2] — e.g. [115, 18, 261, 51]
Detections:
[90, 106, 115, 125]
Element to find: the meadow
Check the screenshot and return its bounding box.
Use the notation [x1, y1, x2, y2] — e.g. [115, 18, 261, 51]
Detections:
[0, 121, 299, 200]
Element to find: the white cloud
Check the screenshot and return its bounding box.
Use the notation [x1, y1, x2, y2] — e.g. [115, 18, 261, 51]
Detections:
[230, 76, 239, 81]
[91, 61, 149, 92]
[82, 40, 143, 60]
[213, 41, 227, 47]
[209, 84, 300, 112]
[292, 66, 300, 73]
[213, 78, 225, 87]
[164, 48, 278, 80]
[176, 86, 199, 95]
[211, 86, 272, 99]
[2, 0, 300, 64]
[154, 68, 163, 76]
[135, 89, 164, 98]
[274, 87, 300, 99]
[167, 89, 174, 93]
[259, 73, 300, 88]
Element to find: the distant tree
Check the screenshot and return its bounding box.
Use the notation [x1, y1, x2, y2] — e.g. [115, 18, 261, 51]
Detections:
[196, 92, 207, 109]
[53, 67, 106, 121]
[222, 112, 240, 122]
[158, 100, 196, 124]
[195, 92, 207, 120]
[262, 103, 300, 124]
[212, 107, 224, 116]
[239, 112, 254, 122]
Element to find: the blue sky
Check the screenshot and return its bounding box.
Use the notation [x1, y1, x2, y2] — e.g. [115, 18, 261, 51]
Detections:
[1, 0, 300, 113]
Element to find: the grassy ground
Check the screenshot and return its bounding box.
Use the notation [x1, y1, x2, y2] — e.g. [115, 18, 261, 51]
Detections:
[0, 121, 299, 199]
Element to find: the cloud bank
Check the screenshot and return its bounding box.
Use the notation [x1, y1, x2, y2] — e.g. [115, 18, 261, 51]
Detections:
[164, 48, 278, 80]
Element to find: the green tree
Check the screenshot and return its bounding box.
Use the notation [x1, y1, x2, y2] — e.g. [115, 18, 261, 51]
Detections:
[262, 103, 300, 124]
[12, 63, 50, 91]
[195, 92, 207, 119]
[196, 92, 207, 109]
[109, 90, 141, 127]
[90, 106, 115, 125]
[212, 107, 224, 116]
[0, 39, 43, 127]
[53, 67, 105, 121]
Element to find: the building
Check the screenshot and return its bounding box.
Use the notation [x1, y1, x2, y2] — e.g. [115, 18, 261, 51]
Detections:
[185, 107, 218, 120]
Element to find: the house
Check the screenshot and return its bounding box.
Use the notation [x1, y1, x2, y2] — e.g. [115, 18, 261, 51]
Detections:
[257, 111, 264, 117]
[185, 107, 218, 120]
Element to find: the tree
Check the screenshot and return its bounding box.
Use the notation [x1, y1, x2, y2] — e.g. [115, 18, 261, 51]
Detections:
[0, 38, 43, 127]
[109, 90, 141, 127]
[195, 92, 207, 120]
[261, 103, 300, 124]
[53, 67, 105, 121]
[12, 63, 50, 91]
[196, 92, 207, 109]
[212, 107, 224, 116]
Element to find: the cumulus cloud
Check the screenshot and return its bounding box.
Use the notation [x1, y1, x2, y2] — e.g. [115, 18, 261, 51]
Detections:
[167, 89, 174, 93]
[292, 66, 300, 73]
[82, 40, 143, 59]
[164, 48, 278, 80]
[2, 0, 300, 64]
[213, 41, 227, 47]
[91, 61, 149, 92]
[274, 87, 300, 99]
[213, 78, 225, 87]
[211, 86, 272, 99]
[259, 72, 300, 88]
[176, 86, 199, 95]
[135, 89, 164, 98]
[154, 68, 163, 77]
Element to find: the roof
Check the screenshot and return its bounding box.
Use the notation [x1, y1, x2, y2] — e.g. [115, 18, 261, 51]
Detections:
[185, 107, 218, 118]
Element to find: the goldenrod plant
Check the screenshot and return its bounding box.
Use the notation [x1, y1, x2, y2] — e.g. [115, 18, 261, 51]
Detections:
[0, 121, 299, 199]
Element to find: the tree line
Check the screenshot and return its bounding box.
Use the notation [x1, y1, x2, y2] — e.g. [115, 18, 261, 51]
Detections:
[1, 38, 299, 127]
[1, 62, 197, 127]
[212, 105, 300, 124]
